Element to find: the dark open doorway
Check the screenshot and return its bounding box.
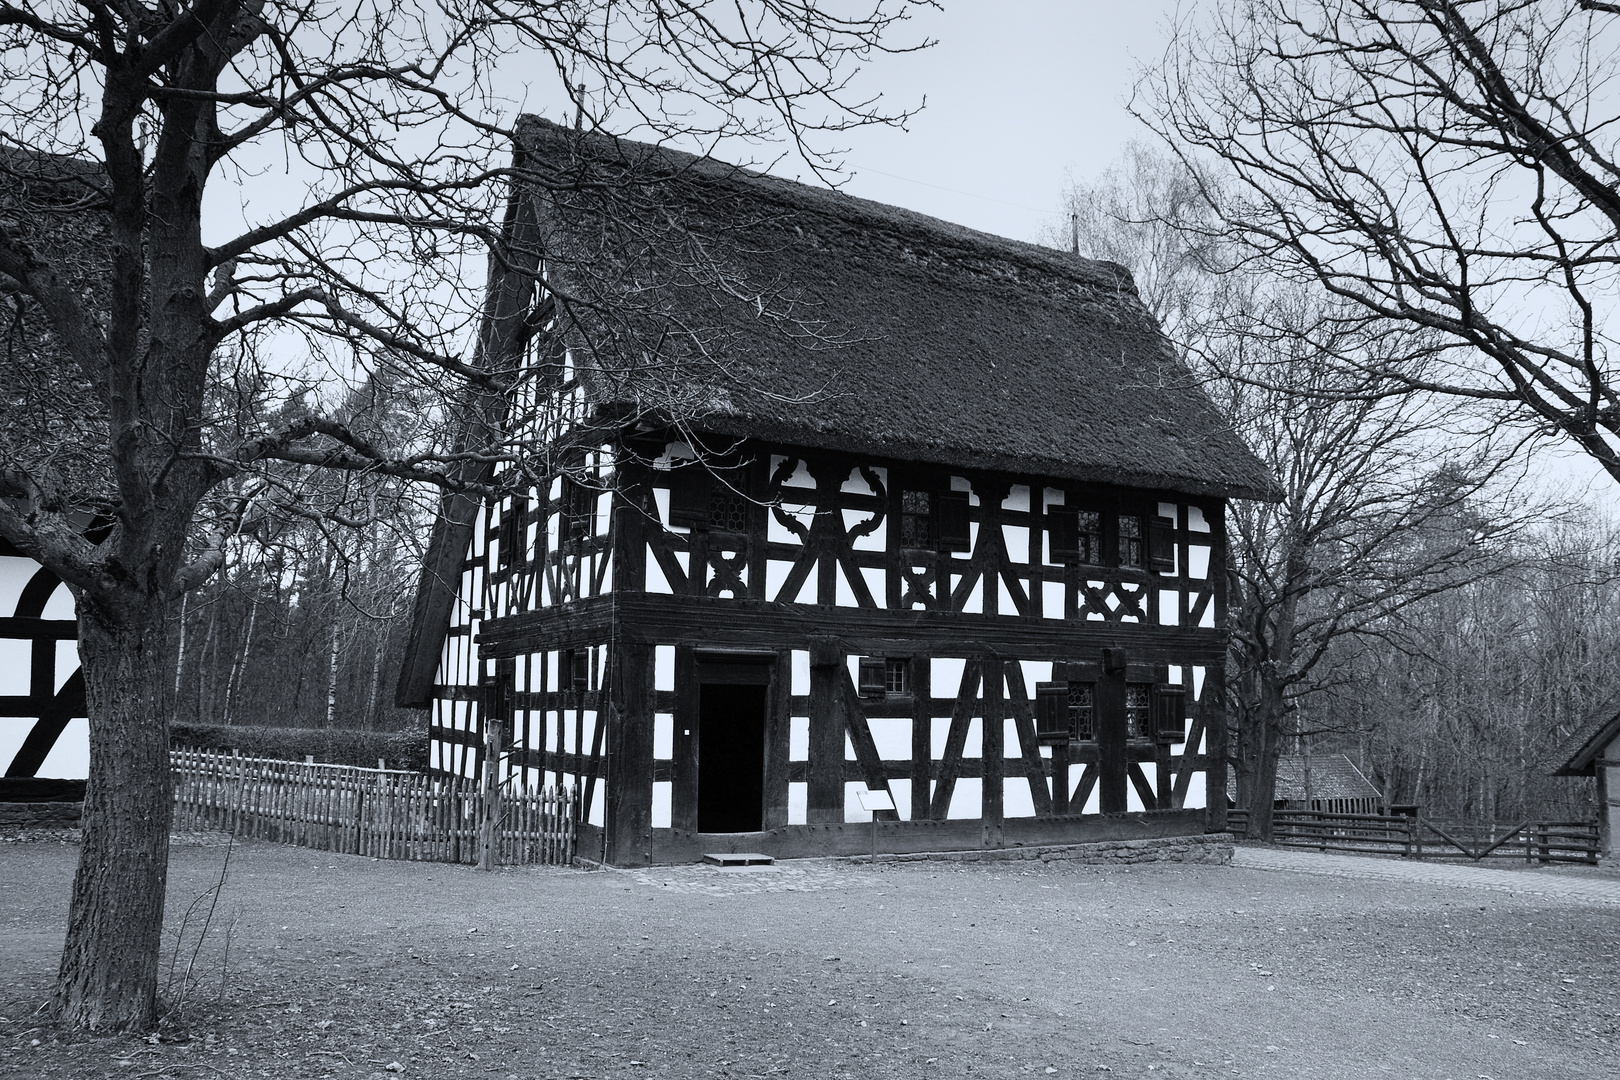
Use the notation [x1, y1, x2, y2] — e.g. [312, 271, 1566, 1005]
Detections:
[697, 682, 768, 832]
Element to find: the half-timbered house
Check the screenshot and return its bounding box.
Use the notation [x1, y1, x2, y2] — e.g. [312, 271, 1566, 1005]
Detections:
[396, 117, 1274, 866]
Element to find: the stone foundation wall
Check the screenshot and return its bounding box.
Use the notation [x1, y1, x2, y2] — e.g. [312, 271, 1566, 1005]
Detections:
[0, 801, 83, 828]
[883, 832, 1233, 866]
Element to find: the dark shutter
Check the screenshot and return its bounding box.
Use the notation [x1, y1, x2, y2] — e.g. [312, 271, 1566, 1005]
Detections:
[1034, 682, 1069, 740]
[668, 467, 710, 527]
[1154, 684, 1187, 743]
[938, 490, 971, 552]
[1148, 514, 1177, 573]
[1048, 507, 1080, 564]
[857, 657, 886, 698]
[499, 495, 526, 569]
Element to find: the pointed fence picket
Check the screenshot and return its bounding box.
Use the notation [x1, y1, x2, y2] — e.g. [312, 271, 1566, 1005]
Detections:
[169, 748, 576, 866]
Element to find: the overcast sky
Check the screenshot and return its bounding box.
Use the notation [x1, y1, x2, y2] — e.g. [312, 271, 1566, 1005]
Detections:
[827, 2, 1180, 244]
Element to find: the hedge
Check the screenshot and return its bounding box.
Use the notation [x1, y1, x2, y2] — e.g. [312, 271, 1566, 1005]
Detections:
[169, 724, 429, 772]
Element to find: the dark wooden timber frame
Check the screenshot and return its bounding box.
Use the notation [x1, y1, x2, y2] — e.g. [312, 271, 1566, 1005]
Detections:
[418, 434, 1233, 865]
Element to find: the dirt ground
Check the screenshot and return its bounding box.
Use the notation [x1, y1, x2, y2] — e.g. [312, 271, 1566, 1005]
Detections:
[1, 834, 1616, 1080]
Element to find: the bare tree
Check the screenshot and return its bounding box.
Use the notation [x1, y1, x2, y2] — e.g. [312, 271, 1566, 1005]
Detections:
[0, 0, 929, 1032]
[1138, 0, 1620, 485]
[1059, 146, 1543, 839]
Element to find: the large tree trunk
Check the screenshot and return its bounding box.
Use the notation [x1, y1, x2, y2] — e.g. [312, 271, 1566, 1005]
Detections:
[52, 592, 175, 1031]
[1243, 677, 1287, 842]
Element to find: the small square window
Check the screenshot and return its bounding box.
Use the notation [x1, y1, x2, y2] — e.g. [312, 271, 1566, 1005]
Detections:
[884, 658, 909, 695]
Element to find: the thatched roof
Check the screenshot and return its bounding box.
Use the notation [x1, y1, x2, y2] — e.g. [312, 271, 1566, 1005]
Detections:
[516, 116, 1273, 500]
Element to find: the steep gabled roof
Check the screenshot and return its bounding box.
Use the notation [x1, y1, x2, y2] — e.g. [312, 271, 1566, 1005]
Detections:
[516, 116, 1274, 500]
[1554, 710, 1620, 777]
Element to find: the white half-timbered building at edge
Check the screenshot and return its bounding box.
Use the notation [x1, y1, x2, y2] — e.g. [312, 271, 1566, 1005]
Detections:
[396, 117, 1275, 866]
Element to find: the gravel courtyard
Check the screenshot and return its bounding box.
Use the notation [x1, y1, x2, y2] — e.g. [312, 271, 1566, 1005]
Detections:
[1, 836, 1615, 1079]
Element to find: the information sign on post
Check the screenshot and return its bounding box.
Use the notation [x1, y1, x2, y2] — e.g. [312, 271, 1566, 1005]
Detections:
[856, 787, 895, 864]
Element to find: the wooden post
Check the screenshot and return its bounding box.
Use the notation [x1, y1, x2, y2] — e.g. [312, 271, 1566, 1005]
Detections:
[807, 638, 845, 824]
[1096, 649, 1128, 815]
[479, 714, 501, 870]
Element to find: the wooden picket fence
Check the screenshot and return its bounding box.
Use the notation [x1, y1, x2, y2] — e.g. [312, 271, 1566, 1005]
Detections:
[170, 748, 576, 866]
[1226, 809, 1600, 865]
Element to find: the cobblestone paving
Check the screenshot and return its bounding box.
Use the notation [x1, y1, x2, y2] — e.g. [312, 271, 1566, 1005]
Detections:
[1234, 844, 1620, 904]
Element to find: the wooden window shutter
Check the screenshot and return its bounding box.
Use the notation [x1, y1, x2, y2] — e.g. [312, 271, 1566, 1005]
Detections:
[1154, 684, 1187, 743]
[1034, 682, 1069, 740]
[857, 657, 886, 698]
[1048, 507, 1080, 564]
[938, 490, 971, 552]
[1148, 514, 1177, 573]
[668, 467, 710, 527]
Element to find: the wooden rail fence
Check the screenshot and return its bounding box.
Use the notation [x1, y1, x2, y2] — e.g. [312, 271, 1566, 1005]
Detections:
[170, 749, 576, 866]
[1225, 809, 1600, 865]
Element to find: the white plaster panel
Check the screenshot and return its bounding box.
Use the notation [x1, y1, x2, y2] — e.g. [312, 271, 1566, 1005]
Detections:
[1183, 772, 1206, 809]
[41, 582, 74, 620]
[430, 740, 442, 772]
[651, 781, 672, 828]
[1188, 506, 1210, 532]
[997, 579, 1018, 617]
[55, 641, 78, 695]
[841, 468, 877, 496]
[932, 657, 966, 697]
[1004, 718, 1023, 757]
[1003, 485, 1030, 512]
[791, 650, 810, 696]
[787, 782, 807, 824]
[946, 778, 982, 819]
[1043, 580, 1065, 619]
[1158, 502, 1178, 524]
[846, 510, 886, 551]
[835, 564, 858, 607]
[775, 457, 814, 488]
[789, 716, 810, 761]
[949, 475, 979, 505]
[868, 718, 911, 761]
[887, 778, 913, 821]
[1200, 603, 1215, 628]
[962, 578, 983, 615]
[1004, 778, 1036, 818]
[768, 510, 808, 545]
[1188, 546, 1210, 580]
[646, 552, 672, 594]
[0, 640, 29, 696]
[1126, 774, 1151, 812]
[794, 570, 818, 606]
[1002, 524, 1028, 564]
[1079, 772, 1101, 814]
[599, 553, 613, 593]
[1159, 590, 1180, 626]
[654, 645, 675, 692]
[587, 783, 605, 827]
[0, 558, 37, 614]
[1021, 659, 1053, 686]
[861, 567, 885, 606]
[766, 559, 791, 601]
[652, 486, 671, 526]
[845, 732, 856, 761]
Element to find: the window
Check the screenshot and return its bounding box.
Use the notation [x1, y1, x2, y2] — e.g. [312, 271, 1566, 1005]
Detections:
[562, 649, 590, 701]
[1154, 684, 1187, 743]
[858, 656, 910, 697]
[884, 658, 909, 695]
[498, 495, 528, 570]
[1035, 680, 1094, 741]
[1125, 683, 1152, 739]
[899, 490, 933, 548]
[708, 470, 752, 534]
[1119, 515, 1144, 569]
[1069, 682, 1097, 741]
[1049, 507, 1103, 564]
[560, 475, 594, 544]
